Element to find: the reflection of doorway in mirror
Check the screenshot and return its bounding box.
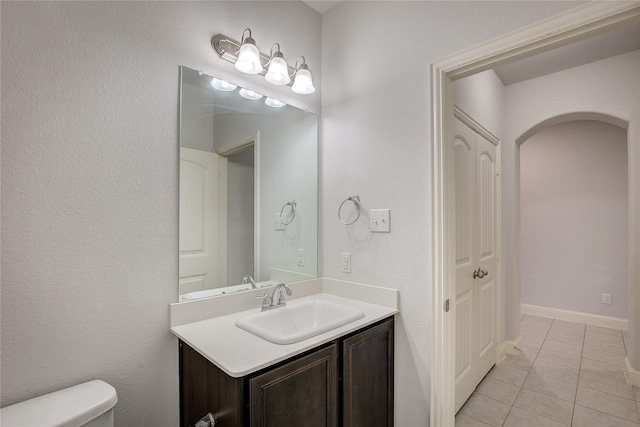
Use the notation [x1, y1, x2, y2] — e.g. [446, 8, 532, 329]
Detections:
[215, 132, 260, 287]
[179, 147, 225, 295]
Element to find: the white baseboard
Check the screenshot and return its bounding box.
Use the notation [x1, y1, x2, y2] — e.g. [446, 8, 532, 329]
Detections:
[497, 337, 523, 365]
[625, 357, 640, 387]
[521, 304, 628, 331]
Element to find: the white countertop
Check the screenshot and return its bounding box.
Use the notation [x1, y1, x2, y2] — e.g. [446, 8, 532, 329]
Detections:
[169, 278, 398, 377]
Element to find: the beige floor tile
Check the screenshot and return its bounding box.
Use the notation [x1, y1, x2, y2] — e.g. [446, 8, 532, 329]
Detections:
[459, 394, 511, 427]
[475, 377, 521, 405]
[530, 359, 580, 384]
[523, 372, 577, 402]
[513, 388, 574, 425]
[500, 353, 535, 371]
[572, 404, 640, 427]
[549, 324, 585, 338]
[578, 370, 635, 400]
[546, 331, 584, 347]
[521, 334, 545, 349]
[576, 386, 640, 423]
[455, 413, 493, 427]
[488, 364, 529, 387]
[503, 407, 568, 427]
[540, 339, 583, 357]
[586, 325, 622, 336]
[552, 319, 586, 331]
[536, 347, 581, 369]
[581, 357, 627, 382]
[582, 346, 627, 367]
[585, 331, 624, 347]
[582, 337, 626, 355]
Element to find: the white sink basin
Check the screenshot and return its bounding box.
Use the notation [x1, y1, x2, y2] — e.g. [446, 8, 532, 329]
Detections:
[235, 299, 365, 345]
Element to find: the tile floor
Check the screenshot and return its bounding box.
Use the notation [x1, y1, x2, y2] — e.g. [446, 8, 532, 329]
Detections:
[456, 314, 639, 427]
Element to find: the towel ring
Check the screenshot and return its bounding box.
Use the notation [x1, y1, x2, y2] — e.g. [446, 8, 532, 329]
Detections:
[280, 200, 297, 225]
[338, 195, 361, 225]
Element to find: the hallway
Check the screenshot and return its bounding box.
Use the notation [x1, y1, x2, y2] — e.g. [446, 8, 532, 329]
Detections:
[456, 315, 638, 426]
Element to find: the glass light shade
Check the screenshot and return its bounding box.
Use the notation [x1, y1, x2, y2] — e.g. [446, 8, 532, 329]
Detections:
[239, 88, 264, 100]
[291, 68, 315, 95]
[211, 78, 237, 91]
[265, 98, 286, 108]
[265, 55, 291, 85]
[235, 40, 264, 74]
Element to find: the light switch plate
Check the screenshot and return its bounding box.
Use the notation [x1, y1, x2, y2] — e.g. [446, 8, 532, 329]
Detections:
[370, 209, 390, 232]
[275, 213, 285, 230]
[297, 249, 305, 267]
[341, 253, 351, 273]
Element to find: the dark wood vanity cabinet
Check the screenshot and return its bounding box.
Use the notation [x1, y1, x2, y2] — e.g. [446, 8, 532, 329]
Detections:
[179, 317, 394, 427]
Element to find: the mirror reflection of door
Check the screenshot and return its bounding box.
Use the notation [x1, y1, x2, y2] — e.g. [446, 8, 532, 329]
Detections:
[179, 147, 224, 295]
[216, 135, 258, 287]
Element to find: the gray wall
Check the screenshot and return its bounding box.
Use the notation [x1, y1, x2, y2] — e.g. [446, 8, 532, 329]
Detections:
[521, 120, 628, 317]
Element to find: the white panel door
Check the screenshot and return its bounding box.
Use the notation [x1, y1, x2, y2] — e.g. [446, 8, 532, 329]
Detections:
[179, 147, 222, 294]
[454, 118, 498, 412]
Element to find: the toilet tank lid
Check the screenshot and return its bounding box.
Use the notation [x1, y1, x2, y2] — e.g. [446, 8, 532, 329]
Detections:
[0, 380, 118, 427]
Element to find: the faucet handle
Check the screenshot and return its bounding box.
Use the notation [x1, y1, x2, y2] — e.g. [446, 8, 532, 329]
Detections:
[256, 293, 271, 311]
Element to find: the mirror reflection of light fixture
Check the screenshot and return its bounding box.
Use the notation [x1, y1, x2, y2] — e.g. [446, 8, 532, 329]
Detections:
[239, 88, 264, 100]
[265, 43, 291, 86]
[291, 56, 315, 95]
[234, 29, 264, 75]
[211, 29, 315, 95]
[265, 97, 286, 108]
[211, 78, 237, 91]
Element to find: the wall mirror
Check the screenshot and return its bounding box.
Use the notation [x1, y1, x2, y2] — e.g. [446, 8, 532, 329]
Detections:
[179, 66, 318, 301]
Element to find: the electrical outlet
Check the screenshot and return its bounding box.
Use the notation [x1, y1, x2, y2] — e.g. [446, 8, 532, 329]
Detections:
[341, 253, 351, 273]
[602, 293, 612, 304]
[297, 249, 305, 267]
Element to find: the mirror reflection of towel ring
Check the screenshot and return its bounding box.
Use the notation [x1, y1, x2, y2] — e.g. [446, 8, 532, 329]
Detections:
[280, 200, 297, 225]
[338, 195, 361, 225]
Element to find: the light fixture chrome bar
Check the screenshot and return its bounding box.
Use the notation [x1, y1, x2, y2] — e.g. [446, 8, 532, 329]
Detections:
[211, 34, 296, 84]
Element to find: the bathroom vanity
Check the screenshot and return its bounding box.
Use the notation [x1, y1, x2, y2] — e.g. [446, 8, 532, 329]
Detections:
[170, 279, 398, 427]
[179, 317, 393, 426]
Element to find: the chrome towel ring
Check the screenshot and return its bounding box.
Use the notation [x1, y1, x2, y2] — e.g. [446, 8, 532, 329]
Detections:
[280, 200, 297, 225]
[338, 195, 361, 225]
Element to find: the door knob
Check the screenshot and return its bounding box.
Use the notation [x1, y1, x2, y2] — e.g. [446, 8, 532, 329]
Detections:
[473, 268, 489, 279]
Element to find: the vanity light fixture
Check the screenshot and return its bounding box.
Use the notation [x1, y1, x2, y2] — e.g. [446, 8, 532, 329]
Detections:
[211, 29, 315, 95]
[234, 29, 263, 74]
[265, 98, 286, 108]
[211, 78, 237, 91]
[239, 88, 264, 100]
[291, 56, 315, 95]
[265, 44, 291, 86]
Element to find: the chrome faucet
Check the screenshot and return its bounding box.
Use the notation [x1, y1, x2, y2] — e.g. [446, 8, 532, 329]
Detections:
[256, 283, 292, 311]
[241, 275, 256, 289]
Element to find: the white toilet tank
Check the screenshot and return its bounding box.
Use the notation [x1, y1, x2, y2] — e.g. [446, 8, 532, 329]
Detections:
[0, 380, 117, 427]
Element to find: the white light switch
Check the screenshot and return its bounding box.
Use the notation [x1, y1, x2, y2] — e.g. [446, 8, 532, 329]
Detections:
[341, 253, 351, 273]
[602, 293, 612, 304]
[297, 249, 305, 267]
[370, 209, 390, 232]
[275, 213, 285, 230]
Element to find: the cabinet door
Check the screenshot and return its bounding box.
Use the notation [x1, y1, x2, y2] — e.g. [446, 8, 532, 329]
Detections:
[343, 318, 394, 427]
[179, 341, 244, 427]
[249, 344, 338, 427]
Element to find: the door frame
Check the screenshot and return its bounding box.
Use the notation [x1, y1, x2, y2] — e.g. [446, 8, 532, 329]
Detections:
[430, 3, 640, 425]
[215, 131, 261, 282]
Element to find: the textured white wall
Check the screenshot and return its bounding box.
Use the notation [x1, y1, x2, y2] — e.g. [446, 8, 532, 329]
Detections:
[521, 120, 628, 317]
[0, 2, 320, 425]
[320, 2, 581, 424]
[453, 70, 506, 140]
